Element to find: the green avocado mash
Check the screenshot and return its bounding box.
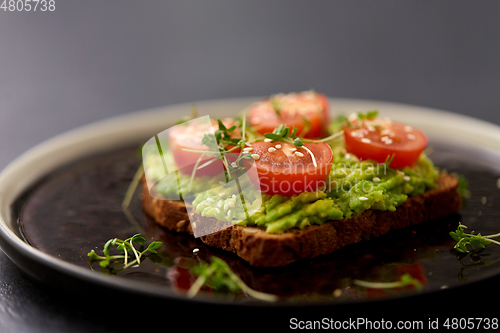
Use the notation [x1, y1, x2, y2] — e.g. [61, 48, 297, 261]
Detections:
[192, 147, 439, 234]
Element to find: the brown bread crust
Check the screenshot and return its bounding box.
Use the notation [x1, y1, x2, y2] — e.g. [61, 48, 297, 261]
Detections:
[141, 173, 461, 267]
[140, 182, 192, 234]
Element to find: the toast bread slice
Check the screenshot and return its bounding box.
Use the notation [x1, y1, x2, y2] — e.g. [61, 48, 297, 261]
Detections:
[141, 173, 461, 267]
[140, 183, 193, 234]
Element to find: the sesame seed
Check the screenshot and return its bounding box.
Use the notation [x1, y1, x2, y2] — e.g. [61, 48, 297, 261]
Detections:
[251, 154, 260, 160]
[397, 170, 405, 175]
[268, 147, 276, 152]
[275, 144, 282, 149]
[289, 148, 297, 152]
[243, 147, 253, 151]
[227, 210, 232, 218]
[228, 201, 235, 207]
[404, 125, 413, 132]
[407, 133, 416, 140]
[348, 113, 358, 122]
[206, 198, 215, 202]
[361, 138, 371, 144]
[231, 162, 238, 168]
[218, 200, 223, 207]
[359, 196, 369, 201]
[215, 208, 220, 214]
[381, 129, 396, 138]
[373, 177, 381, 182]
[381, 135, 393, 144]
[232, 194, 236, 199]
[295, 152, 304, 157]
[219, 192, 226, 196]
[351, 130, 364, 138]
[403, 175, 411, 181]
[345, 153, 351, 159]
[192, 248, 199, 254]
[264, 138, 273, 142]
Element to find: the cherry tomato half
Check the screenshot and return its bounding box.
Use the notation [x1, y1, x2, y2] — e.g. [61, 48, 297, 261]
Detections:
[248, 91, 330, 139]
[343, 118, 427, 168]
[247, 141, 333, 196]
[169, 118, 240, 177]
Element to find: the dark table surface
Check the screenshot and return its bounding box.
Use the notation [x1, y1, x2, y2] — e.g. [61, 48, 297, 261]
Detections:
[1, 1, 500, 331]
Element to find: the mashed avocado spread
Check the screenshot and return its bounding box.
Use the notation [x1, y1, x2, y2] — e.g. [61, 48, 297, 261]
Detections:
[191, 147, 439, 234]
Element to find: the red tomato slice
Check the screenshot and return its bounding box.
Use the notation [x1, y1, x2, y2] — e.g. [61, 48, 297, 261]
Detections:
[168, 265, 193, 291]
[248, 91, 330, 139]
[247, 141, 333, 196]
[343, 118, 427, 168]
[169, 118, 240, 176]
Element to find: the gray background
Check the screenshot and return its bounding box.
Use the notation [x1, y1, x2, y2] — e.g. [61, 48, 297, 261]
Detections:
[1, 1, 500, 332]
[2, 0, 500, 170]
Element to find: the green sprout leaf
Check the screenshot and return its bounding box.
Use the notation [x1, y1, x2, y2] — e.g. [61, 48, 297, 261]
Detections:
[264, 133, 285, 141]
[263, 124, 305, 148]
[187, 256, 278, 302]
[293, 137, 304, 147]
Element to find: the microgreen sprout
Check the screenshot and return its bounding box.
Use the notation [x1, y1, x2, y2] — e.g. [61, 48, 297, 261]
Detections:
[183, 115, 259, 185]
[450, 223, 500, 253]
[264, 123, 344, 147]
[88, 234, 163, 270]
[264, 124, 302, 146]
[187, 256, 278, 302]
[341, 110, 379, 129]
[353, 273, 423, 291]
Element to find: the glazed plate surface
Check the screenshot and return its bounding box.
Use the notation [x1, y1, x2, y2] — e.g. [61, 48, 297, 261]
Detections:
[1, 97, 500, 306]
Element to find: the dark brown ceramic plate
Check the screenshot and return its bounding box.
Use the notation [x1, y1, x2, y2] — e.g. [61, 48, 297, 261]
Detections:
[1, 98, 500, 308]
